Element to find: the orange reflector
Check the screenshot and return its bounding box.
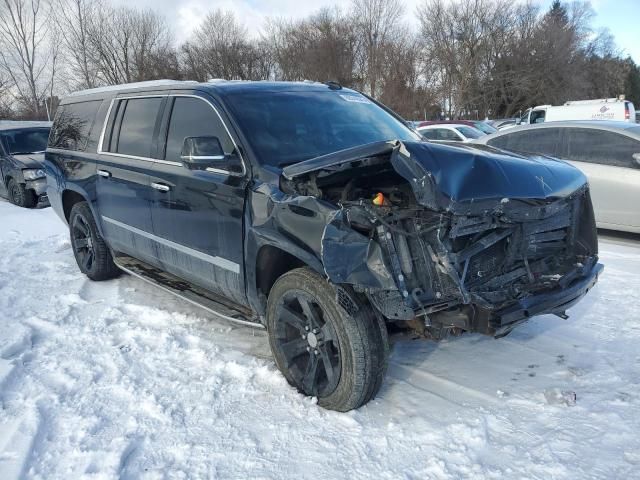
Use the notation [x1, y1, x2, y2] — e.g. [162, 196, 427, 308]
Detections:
[373, 192, 386, 206]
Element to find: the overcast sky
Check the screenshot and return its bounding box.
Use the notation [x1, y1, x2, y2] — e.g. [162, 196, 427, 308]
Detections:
[113, 0, 640, 63]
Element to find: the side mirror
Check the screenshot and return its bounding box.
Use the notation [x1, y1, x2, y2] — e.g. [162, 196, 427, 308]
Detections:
[633, 153, 640, 167]
[515, 118, 522, 125]
[181, 136, 225, 166]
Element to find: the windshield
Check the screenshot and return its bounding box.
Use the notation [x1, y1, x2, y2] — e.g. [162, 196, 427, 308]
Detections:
[1, 128, 50, 154]
[473, 122, 497, 134]
[455, 126, 484, 139]
[224, 90, 420, 167]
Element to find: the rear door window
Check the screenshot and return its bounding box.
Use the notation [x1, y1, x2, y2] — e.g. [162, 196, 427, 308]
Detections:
[488, 129, 561, 157]
[432, 128, 461, 141]
[112, 97, 163, 158]
[49, 100, 102, 151]
[565, 128, 640, 168]
[420, 129, 438, 140]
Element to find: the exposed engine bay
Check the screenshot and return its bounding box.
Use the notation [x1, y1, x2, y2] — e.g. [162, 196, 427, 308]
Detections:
[268, 140, 602, 339]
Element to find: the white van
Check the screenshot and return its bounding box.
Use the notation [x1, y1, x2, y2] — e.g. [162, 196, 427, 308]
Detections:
[518, 97, 636, 125]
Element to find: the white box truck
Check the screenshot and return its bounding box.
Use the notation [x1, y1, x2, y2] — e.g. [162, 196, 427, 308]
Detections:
[517, 97, 636, 125]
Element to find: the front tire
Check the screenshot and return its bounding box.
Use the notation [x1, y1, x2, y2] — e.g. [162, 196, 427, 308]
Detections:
[7, 179, 36, 208]
[69, 202, 120, 281]
[267, 267, 389, 411]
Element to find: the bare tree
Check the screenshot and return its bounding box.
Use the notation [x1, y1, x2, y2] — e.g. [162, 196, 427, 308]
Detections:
[0, 70, 13, 117]
[351, 0, 404, 98]
[53, 0, 101, 89]
[183, 9, 270, 81]
[87, 6, 176, 85]
[0, 0, 52, 117]
[265, 8, 360, 85]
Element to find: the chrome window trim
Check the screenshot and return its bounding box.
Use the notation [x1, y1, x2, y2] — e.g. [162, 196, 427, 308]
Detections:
[102, 215, 241, 274]
[96, 93, 247, 177]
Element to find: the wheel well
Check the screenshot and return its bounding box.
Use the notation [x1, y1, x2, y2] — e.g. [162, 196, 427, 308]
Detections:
[62, 190, 87, 221]
[256, 245, 306, 298]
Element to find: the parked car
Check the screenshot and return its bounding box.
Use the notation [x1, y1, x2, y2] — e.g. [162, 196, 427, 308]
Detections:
[45, 80, 602, 411]
[517, 97, 636, 125]
[417, 123, 485, 142]
[475, 121, 640, 233]
[418, 120, 497, 135]
[0, 121, 51, 208]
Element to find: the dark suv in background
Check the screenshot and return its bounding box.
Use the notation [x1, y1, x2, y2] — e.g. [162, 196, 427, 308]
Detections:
[45, 80, 602, 411]
[0, 121, 51, 208]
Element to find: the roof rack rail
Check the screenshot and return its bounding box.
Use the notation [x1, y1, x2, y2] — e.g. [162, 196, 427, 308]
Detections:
[68, 79, 198, 97]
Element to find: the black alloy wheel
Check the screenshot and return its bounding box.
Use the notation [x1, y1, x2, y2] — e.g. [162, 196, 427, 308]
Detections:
[7, 179, 36, 208]
[273, 290, 341, 397]
[71, 211, 96, 273]
[267, 267, 389, 411]
[68, 201, 120, 281]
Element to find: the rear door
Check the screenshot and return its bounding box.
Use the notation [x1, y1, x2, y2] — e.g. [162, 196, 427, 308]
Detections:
[487, 128, 561, 157]
[559, 128, 640, 230]
[149, 93, 248, 305]
[96, 95, 166, 265]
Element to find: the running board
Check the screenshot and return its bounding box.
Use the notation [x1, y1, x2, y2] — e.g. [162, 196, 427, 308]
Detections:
[114, 255, 264, 329]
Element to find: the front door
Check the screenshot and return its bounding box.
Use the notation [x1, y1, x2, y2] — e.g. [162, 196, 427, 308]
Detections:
[96, 95, 166, 266]
[149, 94, 248, 305]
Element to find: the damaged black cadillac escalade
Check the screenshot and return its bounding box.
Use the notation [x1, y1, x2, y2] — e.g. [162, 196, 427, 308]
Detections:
[45, 80, 603, 411]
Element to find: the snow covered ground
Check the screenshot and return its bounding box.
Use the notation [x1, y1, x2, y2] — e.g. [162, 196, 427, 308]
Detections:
[1, 198, 639, 480]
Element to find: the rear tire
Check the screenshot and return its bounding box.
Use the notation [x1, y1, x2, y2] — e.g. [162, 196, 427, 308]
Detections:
[7, 178, 36, 208]
[69, 202, 120, 281]
[267, 267, 389, 411]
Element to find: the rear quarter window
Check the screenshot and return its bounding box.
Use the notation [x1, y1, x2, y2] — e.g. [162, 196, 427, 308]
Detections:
[565, 128, 640, 168]
[49, 100, 102, 151]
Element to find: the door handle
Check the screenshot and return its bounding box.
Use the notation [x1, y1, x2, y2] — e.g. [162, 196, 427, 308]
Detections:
[151, 182, 171, 192]
[97, 169, 111, 178]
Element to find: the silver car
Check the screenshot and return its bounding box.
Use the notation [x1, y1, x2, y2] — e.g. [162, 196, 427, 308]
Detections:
[474, 121, 640, 233]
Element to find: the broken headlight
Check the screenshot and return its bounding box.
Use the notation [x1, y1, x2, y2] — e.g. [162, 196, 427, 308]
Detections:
[23, 168, 45, 180]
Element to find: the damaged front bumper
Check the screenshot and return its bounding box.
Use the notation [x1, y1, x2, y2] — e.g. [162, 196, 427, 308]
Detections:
[278, 140, 603, 338]
[26, 178, 50, 205]
[493, 259, 602, 337]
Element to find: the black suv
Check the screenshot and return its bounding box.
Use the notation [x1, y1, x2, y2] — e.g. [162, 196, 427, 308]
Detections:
[45, 80, 602, 411]
[1, 121, 51, 207]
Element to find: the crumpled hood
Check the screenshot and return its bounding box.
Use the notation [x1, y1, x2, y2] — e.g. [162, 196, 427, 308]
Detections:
[393, 141, 587, 203]
[281, 139, 589, 215]
[12, 152, 45, 169]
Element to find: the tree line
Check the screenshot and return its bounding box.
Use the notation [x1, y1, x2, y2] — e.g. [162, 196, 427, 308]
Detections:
[1, 0, 639, 121]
